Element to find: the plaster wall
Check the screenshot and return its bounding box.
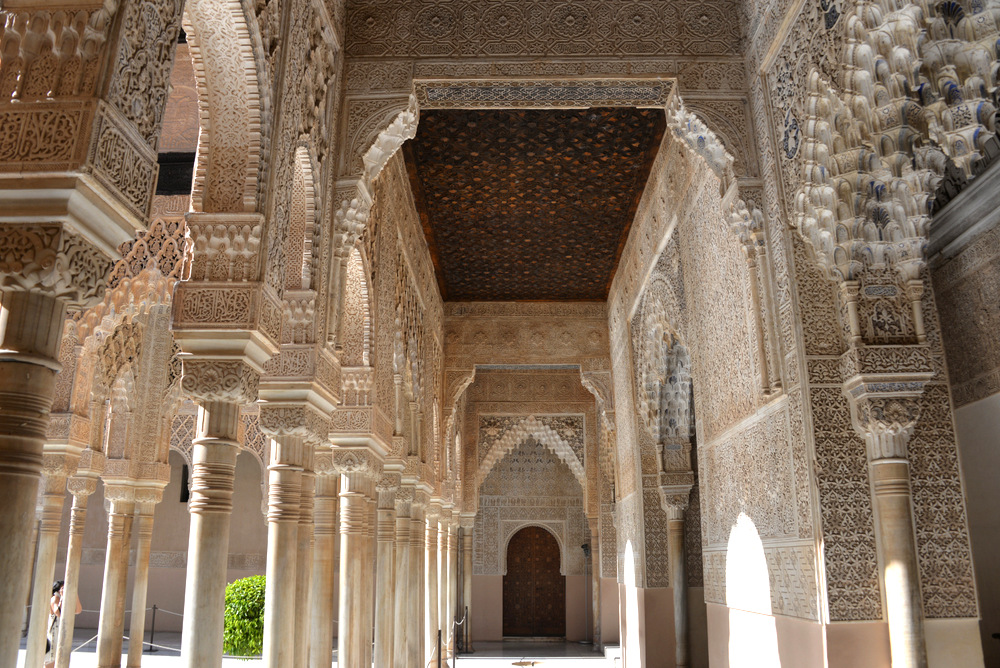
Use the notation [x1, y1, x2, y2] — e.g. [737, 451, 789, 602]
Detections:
[601, 578, 620, 645]
[952, 394, 1000, 666]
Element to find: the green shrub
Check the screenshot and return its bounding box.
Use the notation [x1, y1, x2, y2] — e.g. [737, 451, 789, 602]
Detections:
[223, 575, 265, 658]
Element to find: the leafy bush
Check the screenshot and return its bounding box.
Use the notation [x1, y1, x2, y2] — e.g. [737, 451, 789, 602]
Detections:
[223, 575, 265, 658]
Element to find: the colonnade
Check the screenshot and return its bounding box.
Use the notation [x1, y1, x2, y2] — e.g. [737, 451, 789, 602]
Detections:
[13, 438, 472, 668]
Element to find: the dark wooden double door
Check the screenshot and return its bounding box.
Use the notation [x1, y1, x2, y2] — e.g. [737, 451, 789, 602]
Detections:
[503, 526, 566, 637]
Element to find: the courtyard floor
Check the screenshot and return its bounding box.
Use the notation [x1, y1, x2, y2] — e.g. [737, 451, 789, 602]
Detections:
[16, 630, 615, 667]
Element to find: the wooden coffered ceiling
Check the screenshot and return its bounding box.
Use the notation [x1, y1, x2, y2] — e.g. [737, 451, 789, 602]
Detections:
[404, 107, 666, 301]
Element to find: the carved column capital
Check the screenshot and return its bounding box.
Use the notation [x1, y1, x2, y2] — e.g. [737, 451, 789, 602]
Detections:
[181, 359, 259, 405]
[259, 403, 330, 446]
[66, 475, 98, 499]
[376, 472, 401, 509]
[395, 484, 414, 516]
[0, 225, 116, 310]
[843, 373, 929, 461]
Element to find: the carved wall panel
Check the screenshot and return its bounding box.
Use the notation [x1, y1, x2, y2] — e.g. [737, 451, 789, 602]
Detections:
[474, 437, 589, 578]
[932, 224, 1000, 407]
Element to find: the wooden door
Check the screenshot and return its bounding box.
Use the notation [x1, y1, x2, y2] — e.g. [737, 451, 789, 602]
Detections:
[503, 526, 566, 637]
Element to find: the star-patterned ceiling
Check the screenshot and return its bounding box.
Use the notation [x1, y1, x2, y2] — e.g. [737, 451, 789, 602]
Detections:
[404, 107, 666, 301]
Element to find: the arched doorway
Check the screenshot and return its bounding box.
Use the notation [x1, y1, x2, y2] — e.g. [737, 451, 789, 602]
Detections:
[503, 526, 565, 637]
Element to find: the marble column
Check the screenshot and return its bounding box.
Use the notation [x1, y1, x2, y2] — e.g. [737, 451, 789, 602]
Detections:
[338, 468, 374, 668]
[658, 481, 692, 668]
[870, 449, 927, 668]
[127, 493, 162, 668]
[262, 437, 303, 668]
[0, 290, 65, 666]
[393, 488, 412, 666]
[446, 521, 458, 652]
[461, 524, 474, 652]
[56, 477, 98, 668]
[373, 476, 399, 668]
[425, 505, 440, 664]
[362, 496, 375, 668]
[96, 489, 136, 668]
[589, 521, 602, 649]
[667, 507, 688, 668]
[309, 472, 338, 668]
[845, 384, 929, 668]
[408, 500, 426, 668]
[436, 514, 448, 651]
[181, 400, 242, 668]
[24, 465, 69, 668]
[295, 468, 316, 668]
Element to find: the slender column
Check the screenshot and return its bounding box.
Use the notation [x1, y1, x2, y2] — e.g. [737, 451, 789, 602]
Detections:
[589, 521, 602, 650]
[56, 477, 98, 668]
[436, 515, 447, 650]
[363, 496, 375, 668]
[24, 467, 68, 668]
[338, 468, 373, 668]
[666, 508, 689, 668]
[408, 501, 426, 668]
[309, 472, 338, 668]
[425, 504, 440, 664]
[295, 468, 316, 668]
[96, 490, 136, 668]
[181, 400, 242, 668]
[845, 386, 928, 668]
[871, 456, 926, 668]
[446, 522, 458, 651]
[127, 494, 162, 668]
[461, 524, 474, 652]
[373, 476, 399, 668]
[262, 436, 303, 668]
[0, 290, 64, 666]
[393, 488, 412, 666]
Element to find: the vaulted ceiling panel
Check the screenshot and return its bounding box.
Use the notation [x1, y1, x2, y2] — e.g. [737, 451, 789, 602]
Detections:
[405, 107, 665, 301]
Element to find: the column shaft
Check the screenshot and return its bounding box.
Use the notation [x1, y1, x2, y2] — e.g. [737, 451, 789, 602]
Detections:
[96, 498, 135, 668]
[393, 512, 410, 666]
[871, 459, 927, 668]
[590, 524, 601, 649]
[373, 507, 396, 668]
[425, 515, 439, 664]
[126, 507, 157, 668]
[361, 498, 375, 668]
[0, 291, 64, 667]
[262, 444, 302, 668]
[309, 476, 337, 668]
[408, 513, 425, 667]
[337, 476, 371, 668]
[668, 515, 688, 668]
[181, 401, 241, 668]
[56, 488, 94, 668]
[446, 525, 457, 651]
[462, 529, 473, 653]
[25, 490, 66, 668]
[294, 471, 315, 668]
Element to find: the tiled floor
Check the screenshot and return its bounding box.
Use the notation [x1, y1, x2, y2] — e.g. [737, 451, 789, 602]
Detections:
[17, 629, 613, 667]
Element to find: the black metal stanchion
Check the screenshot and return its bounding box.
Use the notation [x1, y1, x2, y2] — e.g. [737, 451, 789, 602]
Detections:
[437, 629, 443, 668]
[145, 604, 157, 653]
